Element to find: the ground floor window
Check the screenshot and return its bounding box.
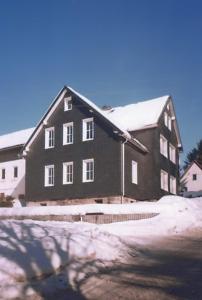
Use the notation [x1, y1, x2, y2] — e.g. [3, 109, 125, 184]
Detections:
[13, 166, 18, 179]
[161, 170, 168, 191]
[44, 165, 54, 186]
[83, 159, 94, 182]
[0, 168, 5, 180]
[170, 175, 176, 194]
[63, 162, 73, 184]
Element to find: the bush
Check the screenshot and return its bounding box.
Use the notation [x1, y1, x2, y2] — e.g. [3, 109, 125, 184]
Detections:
[0, 194, 13, 207]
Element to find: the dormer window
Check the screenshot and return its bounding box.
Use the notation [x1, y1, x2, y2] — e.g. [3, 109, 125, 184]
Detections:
[45, 127, 55, 149]
[64, 96, 72, 111]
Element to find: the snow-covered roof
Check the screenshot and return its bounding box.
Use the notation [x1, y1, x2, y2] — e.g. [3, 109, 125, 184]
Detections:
[104, 96, 169, 132]
[0, 128, 35, 150]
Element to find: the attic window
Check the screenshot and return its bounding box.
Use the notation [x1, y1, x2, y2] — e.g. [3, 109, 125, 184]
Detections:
[64, 97, 72, 111]
[164, 112, 172, 131]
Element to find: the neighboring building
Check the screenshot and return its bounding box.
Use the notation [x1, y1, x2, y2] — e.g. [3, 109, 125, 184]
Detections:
[0, 128, 35, 199]
[180, 161, 202, 195]
[23, 86, 183, 205]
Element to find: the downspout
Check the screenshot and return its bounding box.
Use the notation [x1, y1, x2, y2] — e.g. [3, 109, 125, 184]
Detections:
[121, 138, 128, 204]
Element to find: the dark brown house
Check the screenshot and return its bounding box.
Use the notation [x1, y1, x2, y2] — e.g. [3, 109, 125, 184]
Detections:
[23, 86, 183, 205]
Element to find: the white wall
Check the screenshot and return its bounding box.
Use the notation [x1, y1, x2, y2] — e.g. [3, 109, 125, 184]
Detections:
[0, 159, 25, 198]
[181, 163, 202, 192]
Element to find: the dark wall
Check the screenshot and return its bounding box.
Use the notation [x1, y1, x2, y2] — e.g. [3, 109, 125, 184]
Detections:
[0, 146, 22, 163]
[126, 105, 180, 200]
[26, 90, 122, 202]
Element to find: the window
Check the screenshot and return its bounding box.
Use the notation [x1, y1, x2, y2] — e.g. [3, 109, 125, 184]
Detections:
[82, 118, 94, 141]
[45, 127, 55, 149]
[0, 168, 5, 180]
[193, 174, 197, 181]
[164, 112, 172, 130]
[64, 96, 72, 111]
[169, 144, 176, 163]
[63, 122, 73, 145]
[44, 165, 54, 186]
[13, 167, 18, 179]
[160, 135, 168, 158]
[63, 162, 73, 184]
[132, 160, 138, 184]
[170, 176, 176, 194]
[83, 159, 94, 182]
[161, 170, 168, 191]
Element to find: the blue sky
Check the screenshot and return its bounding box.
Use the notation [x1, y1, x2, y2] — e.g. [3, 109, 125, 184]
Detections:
[0, 0, 202, 163]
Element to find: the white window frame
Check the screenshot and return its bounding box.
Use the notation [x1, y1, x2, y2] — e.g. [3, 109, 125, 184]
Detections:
[63, 162, 73, 184]
[45, 127, 55, 149]
[64, 96, 72, 111]
[160, 135, 168, 158]
[44, 165, 54, 187]
[83, 159, 94, 182]
[132, 160, 138, 184]
[63, 122, 73, 145]
[82, 118, 94, 141]
[0, 168, 5, 181]
[164, 112, 172, 130]
[169, 143, 176, 164]
[170, 175, 176, 194]
[161, 170, 168, 191]
[13, 166, 18, 179]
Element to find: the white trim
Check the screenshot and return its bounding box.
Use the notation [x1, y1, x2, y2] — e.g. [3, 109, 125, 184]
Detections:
[82, 118, 94, 141]
[169, 143, 176, 164]
[44, 165, 54, 187]
[161, 169, 168, 191]
[170, 175, 176, 194]
[82, 159, 94, 182]
[64, 96, 72, 111]
[132, 160, 138, 184]
[63, 162, 73, 184]
[63, 122, 73, 145]
[45, 127, 55, 149]
[160, 134, 168, 158]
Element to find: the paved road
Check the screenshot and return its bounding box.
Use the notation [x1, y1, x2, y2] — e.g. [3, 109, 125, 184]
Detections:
[79, 229, 202, 300]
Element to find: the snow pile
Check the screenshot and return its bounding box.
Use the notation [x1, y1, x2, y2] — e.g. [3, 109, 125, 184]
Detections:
[0, 220, 127, 299]
[102, 196, 202, 238]
[0, 127, 35, 150]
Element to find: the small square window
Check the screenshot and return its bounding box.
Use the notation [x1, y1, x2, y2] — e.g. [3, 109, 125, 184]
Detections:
[193, 174, 197, 181]
[64, 97, 72, 111]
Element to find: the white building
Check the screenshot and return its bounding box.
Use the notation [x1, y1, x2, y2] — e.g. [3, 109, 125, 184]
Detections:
[180, 161, 202, 194]
[0, 128, 35, 199]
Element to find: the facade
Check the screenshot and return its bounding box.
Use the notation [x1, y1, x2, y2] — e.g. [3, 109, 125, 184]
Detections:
[0, 128, 35, 198]
[180, 161, 202, 193]
[23, 86, 182, 205]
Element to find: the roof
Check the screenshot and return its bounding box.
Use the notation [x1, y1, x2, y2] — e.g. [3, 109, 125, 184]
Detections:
[24, 86, 181, 153]
[104, 96, 169, 131]
[181, 160, 202, 179]
[0, 128, 35, 151]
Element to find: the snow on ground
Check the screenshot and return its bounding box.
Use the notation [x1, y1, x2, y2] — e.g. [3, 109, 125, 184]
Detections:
[0, 195, 202, 299]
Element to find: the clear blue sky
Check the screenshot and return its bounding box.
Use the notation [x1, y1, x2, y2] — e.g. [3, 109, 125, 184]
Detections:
[0, 0, 202, 164]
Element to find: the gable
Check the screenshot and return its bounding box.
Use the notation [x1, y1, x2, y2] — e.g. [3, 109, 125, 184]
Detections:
[24, 86, 148, 154]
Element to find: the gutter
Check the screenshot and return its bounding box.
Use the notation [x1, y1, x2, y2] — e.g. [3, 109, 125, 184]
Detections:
[121, 137, 128, 203]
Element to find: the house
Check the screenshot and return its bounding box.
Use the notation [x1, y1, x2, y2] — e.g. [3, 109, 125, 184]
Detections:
[0, 128, 35, 199]
[23, 86, 182, 205]
[180, 161, 202, 195]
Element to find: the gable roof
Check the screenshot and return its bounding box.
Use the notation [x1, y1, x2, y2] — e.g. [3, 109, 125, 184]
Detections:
[0, 127, 35, 151]
[105, 96, 169, 132]
[181, 160, 202, 179]
[23, 86, 182, 153]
